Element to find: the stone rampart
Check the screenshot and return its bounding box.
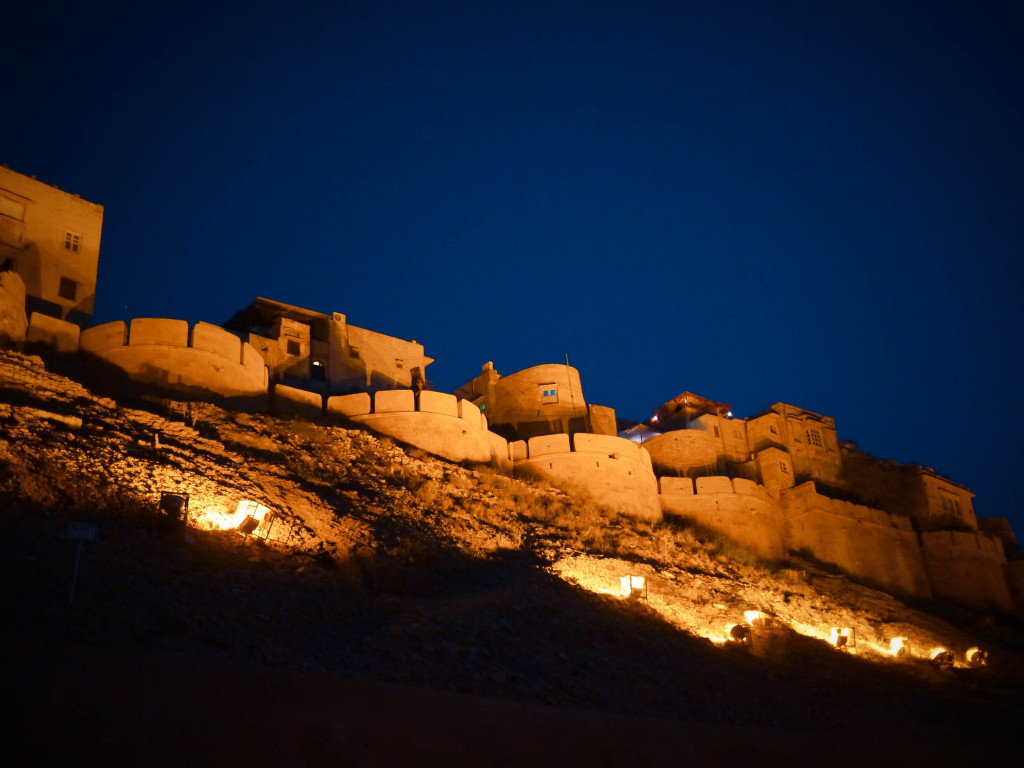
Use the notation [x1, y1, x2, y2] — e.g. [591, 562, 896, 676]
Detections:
[781, 482, 932, 599]
[920, 530, 1014, 613]
[79, 319, 268, 399]
[513, 432, 661, 521]
[327, 389, 510, 468]
[26, 312, 80, 353]
[659, 475, 784, 560]
[275, 384, 324, 417]
[643, 429, 720, 477]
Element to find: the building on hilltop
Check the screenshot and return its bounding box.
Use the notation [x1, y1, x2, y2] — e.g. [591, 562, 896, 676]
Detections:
[0, 166, 103, 329]
[629, 388, 1022, 613]
[224, 297, 433, 395]
[454, 361, 617, 441]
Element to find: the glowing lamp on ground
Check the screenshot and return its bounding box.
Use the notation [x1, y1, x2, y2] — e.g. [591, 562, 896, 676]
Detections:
[744, 610, 776, 630]
[830, 627, 855, 651]
[620, 575, 647, 599]
[966, 647, 988, 668]
[193, 499, 275, 533]
[930, 648, 955, 669]
[725, 623, 753, 648]
[158, 492, 190, 526]
[889, 637, 909, 658]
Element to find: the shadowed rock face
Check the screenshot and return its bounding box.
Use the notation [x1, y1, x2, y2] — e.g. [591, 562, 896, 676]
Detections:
[0, 269, 27, 345]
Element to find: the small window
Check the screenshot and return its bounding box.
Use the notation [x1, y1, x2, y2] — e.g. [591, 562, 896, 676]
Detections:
[540, 385, 558, 404]
[714, 426, 720, 438]
[780, 461, 789, 474]
[64, 232, 81, 253]
[286, 339, 301, 356]
[395, 359, 404, 369]
[807, 429, 823, 448]
[58, 277, 77, 301]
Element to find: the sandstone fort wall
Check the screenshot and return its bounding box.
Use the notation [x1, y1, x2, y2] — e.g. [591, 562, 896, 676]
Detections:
[512, 432, 661, 521]
[80, 319, 268, 399]
[781, 482, 932, 599]
[643, 429, 719, 477]
[323, 388, 511, 468]
[919, 530, 1014, 613]
[658, 476, 785, 560]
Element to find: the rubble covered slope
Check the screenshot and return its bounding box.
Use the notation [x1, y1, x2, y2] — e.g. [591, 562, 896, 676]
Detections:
[1, 350, 1023, 748]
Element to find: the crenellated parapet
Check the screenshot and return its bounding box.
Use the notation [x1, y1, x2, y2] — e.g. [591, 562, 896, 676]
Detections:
[658, 475, 784, 560]
[79, 318, 268, 400]
[316, 388, 511, 468]
[510, 432, 661, 521]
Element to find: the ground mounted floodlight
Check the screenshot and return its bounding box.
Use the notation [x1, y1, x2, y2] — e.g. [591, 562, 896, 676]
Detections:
[966, 647, 988, 668]
[158, 492, 190, 527]
[889, 637, 909, 658]
[744, 610, 776, 630]
[726, 623, 753, 649]
[930, 648, 955, 669]
[620, 575, 647, 599]
[830, 627, 855, 651]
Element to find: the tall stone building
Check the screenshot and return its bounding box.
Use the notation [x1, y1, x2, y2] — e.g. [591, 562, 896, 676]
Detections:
[0, 165, 104, 328]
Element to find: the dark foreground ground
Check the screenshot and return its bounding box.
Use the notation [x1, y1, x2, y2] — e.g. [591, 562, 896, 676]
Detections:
[8, 642, 1013, 768]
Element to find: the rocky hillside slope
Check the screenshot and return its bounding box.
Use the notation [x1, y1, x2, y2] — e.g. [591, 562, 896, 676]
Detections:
[2, 350, 1022, 765]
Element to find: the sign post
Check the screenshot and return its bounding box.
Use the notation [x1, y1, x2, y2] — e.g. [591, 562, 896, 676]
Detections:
[67, 521, 98, 605]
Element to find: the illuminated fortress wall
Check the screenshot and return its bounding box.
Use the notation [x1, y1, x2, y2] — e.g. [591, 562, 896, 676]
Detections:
[644, 430, 720, 478]
[919, 530, 1014, 613]
[781, 482, 932, 599]
[325, 388, 511, 469]
[456, 362, 591, 440]
[658, 476, 785, 561]
[80, 319, 268, 400]
[511, 432, 661, 521]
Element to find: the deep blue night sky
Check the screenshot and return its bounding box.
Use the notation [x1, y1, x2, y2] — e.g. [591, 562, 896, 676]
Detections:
[4, 1, 1022, 529]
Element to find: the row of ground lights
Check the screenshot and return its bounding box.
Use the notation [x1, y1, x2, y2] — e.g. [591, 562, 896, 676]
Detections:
[618, 574, 988, 669]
